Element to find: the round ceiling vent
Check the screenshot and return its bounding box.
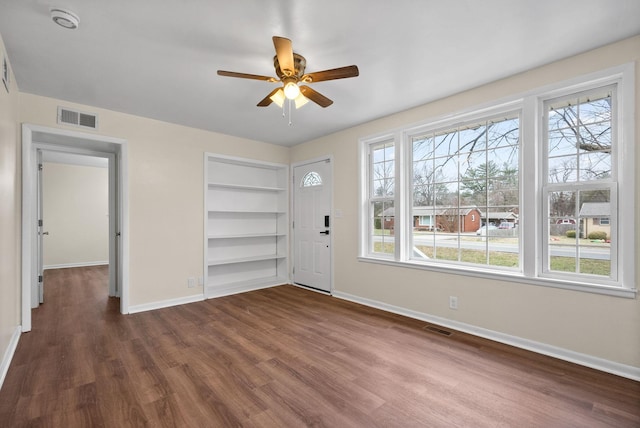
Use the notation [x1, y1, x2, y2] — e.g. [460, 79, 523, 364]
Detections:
[50, 8, 80, 30]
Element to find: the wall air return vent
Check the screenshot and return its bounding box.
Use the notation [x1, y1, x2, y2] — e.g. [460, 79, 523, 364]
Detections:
[57, 106, 98, 130]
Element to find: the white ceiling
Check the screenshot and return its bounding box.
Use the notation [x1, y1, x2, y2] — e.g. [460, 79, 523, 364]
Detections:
[1, 1, 639, 147]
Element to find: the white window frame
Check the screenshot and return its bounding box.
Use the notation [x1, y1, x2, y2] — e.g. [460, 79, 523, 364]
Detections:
[361, 134, 399, 259]
[358, 63, 635, 298]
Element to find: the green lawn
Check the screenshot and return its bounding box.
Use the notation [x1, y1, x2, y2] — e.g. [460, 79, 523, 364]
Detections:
[372, 242, 611, 276]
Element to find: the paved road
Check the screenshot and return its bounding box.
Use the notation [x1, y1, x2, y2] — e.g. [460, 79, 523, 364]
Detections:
[374, 234, 611, 260]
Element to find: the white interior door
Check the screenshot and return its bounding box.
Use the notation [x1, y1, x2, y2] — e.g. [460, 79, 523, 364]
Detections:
[293, 159, 332, 292]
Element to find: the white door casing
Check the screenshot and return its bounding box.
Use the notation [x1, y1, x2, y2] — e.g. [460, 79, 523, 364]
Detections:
[36, 150, 44, 305]
[293, 159, 332, 292]
[21, 124, 129, 332]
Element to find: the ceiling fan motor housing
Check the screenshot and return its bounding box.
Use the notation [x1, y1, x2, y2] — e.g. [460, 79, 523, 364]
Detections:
[274, 53, 306, 80]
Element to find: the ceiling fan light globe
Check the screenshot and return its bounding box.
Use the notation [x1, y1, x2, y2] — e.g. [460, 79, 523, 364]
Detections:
[284, 82, 300, 100]
[269, 89, 285, 108]
[294, 94, 309, 109]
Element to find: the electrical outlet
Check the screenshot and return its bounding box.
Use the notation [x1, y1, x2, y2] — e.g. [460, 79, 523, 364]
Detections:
[188, 277, 196, 288]
[449, 296, 458, 310]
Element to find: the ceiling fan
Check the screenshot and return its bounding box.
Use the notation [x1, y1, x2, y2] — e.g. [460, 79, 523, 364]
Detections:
[217, 36, 359, 109]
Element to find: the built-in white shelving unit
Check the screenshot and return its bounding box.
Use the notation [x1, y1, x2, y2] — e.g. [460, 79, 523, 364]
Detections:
[204, 154, 289, 298]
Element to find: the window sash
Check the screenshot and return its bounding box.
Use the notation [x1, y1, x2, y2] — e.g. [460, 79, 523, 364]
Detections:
[367, 140, 396, 257]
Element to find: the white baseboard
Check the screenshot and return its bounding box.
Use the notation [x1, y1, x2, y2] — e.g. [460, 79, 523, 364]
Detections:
[44, 261, 108, 270]
[128, 293, 205, 314]
[0, 327, 21, 391]
[333, 290, 640, 381]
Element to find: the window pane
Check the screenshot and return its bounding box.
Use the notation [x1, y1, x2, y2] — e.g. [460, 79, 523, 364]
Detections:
[579, 123, 611, 153]
[549, 129, 578, 157]
[487, 117, 519, 148]
[301, 171, 322, 187]
[579, 152, 611, 181]
[547, 188, 612, 278]
[434, 131, 457, 157]
[548, 156, 577, 183]
[372, 201, 395, 255]
[487, 147, 518, 174]
[433, 158, 458, 183]
[548, 104, 577, 132]
[459, 124, 486, 154]
[459, 150, 486, 178]
[412, 136, 434, 160]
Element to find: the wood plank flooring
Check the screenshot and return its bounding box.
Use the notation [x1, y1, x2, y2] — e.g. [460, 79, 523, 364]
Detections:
[0, 266, 638, 427]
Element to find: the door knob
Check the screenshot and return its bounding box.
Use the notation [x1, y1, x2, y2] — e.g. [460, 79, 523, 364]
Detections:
[320, 230, 330, 235]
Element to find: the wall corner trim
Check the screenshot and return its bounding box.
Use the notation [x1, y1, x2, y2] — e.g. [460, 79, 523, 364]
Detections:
[0, 326, 22, 391]
[332, 290, 640, 381]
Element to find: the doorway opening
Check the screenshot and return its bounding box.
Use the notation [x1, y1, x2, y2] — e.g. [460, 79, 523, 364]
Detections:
[39, 152, 110, 307]
[21, 124, 129, 332]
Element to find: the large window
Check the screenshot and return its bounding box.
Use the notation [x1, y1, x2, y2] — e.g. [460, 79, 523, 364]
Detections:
[410, 114, 520, 269]
[359, 66, 634, 296]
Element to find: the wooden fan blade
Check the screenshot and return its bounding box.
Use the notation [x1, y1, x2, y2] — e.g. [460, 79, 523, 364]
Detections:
[299, 86, 333, 108]
[273, 36, 294, 76]
[257, 88, 282, 107]
[217, 70, 276, 82]
[302, 65, 359, 83]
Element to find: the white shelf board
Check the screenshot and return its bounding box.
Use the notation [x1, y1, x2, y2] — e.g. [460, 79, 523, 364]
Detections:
[208, 182, 285, 192]
[208, 233, 286, 239]
[205, 276, 288, 298]
[208, 210, 286, 214]
[208, 254, 287, 266]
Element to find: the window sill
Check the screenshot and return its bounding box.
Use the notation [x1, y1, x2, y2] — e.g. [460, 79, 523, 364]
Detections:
[357, 256, 637, 299]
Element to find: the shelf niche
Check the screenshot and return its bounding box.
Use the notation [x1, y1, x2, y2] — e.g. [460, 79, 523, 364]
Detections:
[204, 154, 289, 298]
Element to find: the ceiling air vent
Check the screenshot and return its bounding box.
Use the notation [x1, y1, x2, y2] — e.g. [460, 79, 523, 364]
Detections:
[57, 107, 98, 130]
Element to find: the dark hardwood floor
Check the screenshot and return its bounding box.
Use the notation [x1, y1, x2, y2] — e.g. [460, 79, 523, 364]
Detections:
[1, 266, 638, 427]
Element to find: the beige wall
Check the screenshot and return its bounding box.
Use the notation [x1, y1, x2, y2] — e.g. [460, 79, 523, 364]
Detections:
[42, 163, 109, 268]
[0, 34, 21, 365]
[291, 36, 640, 368]
[20, 93, 290, 306]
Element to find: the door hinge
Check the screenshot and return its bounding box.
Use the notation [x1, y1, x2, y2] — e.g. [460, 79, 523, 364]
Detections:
[38, 275, 43, 283]
[292, 221, 294, 229]
[38, 219, 43, 227]
[292, 266, 295, 274]
[38, 163, 43, 171]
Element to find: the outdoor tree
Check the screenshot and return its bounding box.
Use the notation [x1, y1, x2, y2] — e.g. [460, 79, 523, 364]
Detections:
[412, 164, 449, 206]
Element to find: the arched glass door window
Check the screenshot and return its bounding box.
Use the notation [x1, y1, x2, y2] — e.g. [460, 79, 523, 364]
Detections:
[301, 171, 322, 187]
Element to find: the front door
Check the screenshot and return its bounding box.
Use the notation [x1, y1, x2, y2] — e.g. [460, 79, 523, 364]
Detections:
[293, 159, 332, 292]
